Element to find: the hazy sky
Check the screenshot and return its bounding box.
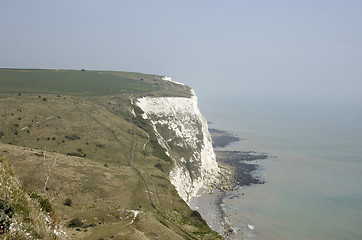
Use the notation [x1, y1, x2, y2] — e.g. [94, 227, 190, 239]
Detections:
[1, 0, 361, 105]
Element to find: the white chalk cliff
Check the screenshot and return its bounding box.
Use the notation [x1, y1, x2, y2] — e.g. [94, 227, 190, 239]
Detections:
[136, 77, 220, 204]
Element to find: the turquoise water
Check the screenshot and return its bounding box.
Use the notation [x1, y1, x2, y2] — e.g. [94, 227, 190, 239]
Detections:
[200, 98, 362, 240]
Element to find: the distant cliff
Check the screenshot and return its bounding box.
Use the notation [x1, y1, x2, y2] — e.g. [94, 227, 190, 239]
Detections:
[136, 77, 220, 203]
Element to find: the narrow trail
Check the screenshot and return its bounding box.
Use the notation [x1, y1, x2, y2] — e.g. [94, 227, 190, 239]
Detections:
[142, 133, 150, 150]
[86, 112, 130, 151]
[21, 116, 55, 131]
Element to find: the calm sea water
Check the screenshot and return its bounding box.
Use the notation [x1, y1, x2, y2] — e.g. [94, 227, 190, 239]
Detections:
[200, 98, 362, 240]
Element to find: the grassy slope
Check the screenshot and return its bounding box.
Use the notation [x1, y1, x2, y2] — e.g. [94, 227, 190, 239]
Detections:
[0, 69, 221, 240]
[1, 155, 66, 239]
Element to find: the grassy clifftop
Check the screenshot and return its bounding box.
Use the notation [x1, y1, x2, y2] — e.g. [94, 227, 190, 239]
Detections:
[0, 68, 192, 98]
[0, 69, 221, 239]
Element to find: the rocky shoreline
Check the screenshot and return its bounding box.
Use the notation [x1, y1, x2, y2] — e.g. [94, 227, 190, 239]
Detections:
[209, 128, 240, 148]
[209, 127, 268, 192]
[201, 128, 269, 239]
[215, 151, 267, 190]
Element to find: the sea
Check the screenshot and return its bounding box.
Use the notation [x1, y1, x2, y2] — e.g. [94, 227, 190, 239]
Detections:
[199, 97, 362, 240]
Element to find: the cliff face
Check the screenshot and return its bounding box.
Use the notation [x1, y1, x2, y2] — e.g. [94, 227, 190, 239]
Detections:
[136, 78, 220, 204]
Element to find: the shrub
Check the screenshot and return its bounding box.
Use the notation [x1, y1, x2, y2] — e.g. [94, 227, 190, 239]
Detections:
[29, 192, 52, 213]
[38, 197, 52, 213]
[64, 198, 72, 207]
[65, 134, 81, 140]
[189, 210, 207, 226]
[154, 163, 164, 172]
[0, 199, 15, 233]
[66, 152, 84, 158]
[69, 217, 83, 228]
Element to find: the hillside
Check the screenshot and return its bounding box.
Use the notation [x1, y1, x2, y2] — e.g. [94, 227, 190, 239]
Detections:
[1, 155, 67, 239]
[0, 69, 222, 240]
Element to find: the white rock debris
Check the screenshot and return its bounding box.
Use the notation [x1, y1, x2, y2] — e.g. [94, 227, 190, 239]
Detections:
[136, 87, 220, 204]
[117, 209, 142, 225]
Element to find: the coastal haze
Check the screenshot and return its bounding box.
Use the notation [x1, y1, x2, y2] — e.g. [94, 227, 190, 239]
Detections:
[1, 0, 362, 239]
[201, 98, 362, 240]
[1, 1, 361, 107]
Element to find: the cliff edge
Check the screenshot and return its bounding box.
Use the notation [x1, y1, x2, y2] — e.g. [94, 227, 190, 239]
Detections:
[137, 77, 220, 204]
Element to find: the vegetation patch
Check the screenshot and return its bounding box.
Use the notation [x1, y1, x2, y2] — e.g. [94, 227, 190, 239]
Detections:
[68, 217, 83, 228]
[29, 192, 53, 213]
[65, 134, 81, 140]
[66, 152, 85, 157]
[63, 198, 72, 207]
[0, 198, 15, 233]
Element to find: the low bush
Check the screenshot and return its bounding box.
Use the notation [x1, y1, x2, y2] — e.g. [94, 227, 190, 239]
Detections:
[64, 198, 72, 207]
[154, 163, 164, 172]
[69, 217, 83, 228]
[65, 134, 81, 140]
[66, 152, 84, 158]
[29, 192, 53, 213]
[0, 199, 15, 233]
[189, 210, 208, 226]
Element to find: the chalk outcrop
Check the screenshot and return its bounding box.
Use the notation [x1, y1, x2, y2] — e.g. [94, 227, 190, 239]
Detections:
[136, 77, 220, 203]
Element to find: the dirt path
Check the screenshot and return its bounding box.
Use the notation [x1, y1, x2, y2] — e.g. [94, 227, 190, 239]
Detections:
[21, 116, 55, 131]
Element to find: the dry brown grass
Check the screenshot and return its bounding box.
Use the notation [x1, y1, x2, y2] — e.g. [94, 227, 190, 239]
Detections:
[0, 154, 67, 239]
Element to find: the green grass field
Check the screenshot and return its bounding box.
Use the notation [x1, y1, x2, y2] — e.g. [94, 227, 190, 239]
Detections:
[0, 68, 192, 98]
